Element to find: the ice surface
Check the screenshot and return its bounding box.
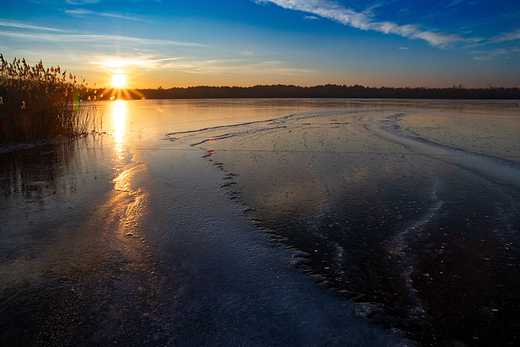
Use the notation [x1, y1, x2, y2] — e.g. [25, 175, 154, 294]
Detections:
[167, 99, 520, 345]
[1, 99, 519, 346]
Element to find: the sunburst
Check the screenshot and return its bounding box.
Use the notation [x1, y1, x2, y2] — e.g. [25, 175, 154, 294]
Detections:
[112, 73, 126, 88]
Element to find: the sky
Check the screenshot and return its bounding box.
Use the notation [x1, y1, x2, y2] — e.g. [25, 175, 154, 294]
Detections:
[1, 0, 519, 88]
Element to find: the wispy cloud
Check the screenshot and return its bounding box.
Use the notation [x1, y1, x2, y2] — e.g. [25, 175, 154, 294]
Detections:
[255, 0, 463, 48]
[447, 0, 466, 8]
[65, 9, 149, 22]
[65, 0, 101, 4]
[157, 58, 314, 76]
[489, 29, 520, 43]
[0, 20, 65, 32]
[159, 59, 226, 75]
[470, 48, 514, 61]
[91, 56, 183, 69]
[0, 30, 205, 47]
[65, 0, 160, 4]
[253, 61, 314, 75]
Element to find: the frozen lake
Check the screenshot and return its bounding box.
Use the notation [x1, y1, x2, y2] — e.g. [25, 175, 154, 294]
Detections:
[1, 99, 519, 346]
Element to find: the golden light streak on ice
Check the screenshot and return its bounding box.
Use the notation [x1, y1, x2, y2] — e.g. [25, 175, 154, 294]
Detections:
[112, 100, 127, 159]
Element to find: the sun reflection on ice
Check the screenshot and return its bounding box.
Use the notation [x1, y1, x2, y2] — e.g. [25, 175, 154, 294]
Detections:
[113, 100, 127, 158]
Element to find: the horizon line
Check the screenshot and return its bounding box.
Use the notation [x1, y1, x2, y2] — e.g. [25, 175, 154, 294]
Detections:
[103, 84, 519, 90]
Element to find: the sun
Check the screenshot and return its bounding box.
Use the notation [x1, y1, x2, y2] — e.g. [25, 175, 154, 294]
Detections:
[112, 73, 126, 88]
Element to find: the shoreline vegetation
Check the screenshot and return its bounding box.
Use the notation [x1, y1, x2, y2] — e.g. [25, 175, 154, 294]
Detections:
[0, 55, 97, 144]
[98, 84, 520, 101]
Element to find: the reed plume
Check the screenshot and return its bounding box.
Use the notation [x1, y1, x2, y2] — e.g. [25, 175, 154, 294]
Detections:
[0, 54, 96, 144]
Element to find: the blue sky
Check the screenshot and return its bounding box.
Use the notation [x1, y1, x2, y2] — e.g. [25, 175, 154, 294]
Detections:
[1, 0, 519, 88]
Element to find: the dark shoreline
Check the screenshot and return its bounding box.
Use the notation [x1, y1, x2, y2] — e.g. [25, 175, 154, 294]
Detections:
[88, 84, 520, 101]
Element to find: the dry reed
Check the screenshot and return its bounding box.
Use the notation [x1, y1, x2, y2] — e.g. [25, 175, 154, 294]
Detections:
[0, 55, 97, 144]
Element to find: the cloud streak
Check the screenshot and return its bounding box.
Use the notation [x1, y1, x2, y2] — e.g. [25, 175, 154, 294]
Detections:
[470, 48, 517, 61]
[0, 30, 206, 47]
[160, 59, 314, 76]
[0, 20, 66, 32]
[447, 0, 466, 8]
[91, 57, 184, 69]
[100, 55, 315, 77]
[489, 29, 520, 44]
[65, 9, 149, 22]
[256, 0, 462, 47]
[65, 0, 101, 4]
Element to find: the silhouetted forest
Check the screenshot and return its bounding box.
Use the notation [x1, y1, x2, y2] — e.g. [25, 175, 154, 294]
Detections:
[89, 84, 520, 100]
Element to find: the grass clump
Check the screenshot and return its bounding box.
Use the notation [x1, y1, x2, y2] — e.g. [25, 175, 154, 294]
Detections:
[0, 54, 96, 144]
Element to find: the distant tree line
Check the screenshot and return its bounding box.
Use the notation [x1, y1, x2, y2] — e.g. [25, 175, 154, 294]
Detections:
[87, 84, 520, 100]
